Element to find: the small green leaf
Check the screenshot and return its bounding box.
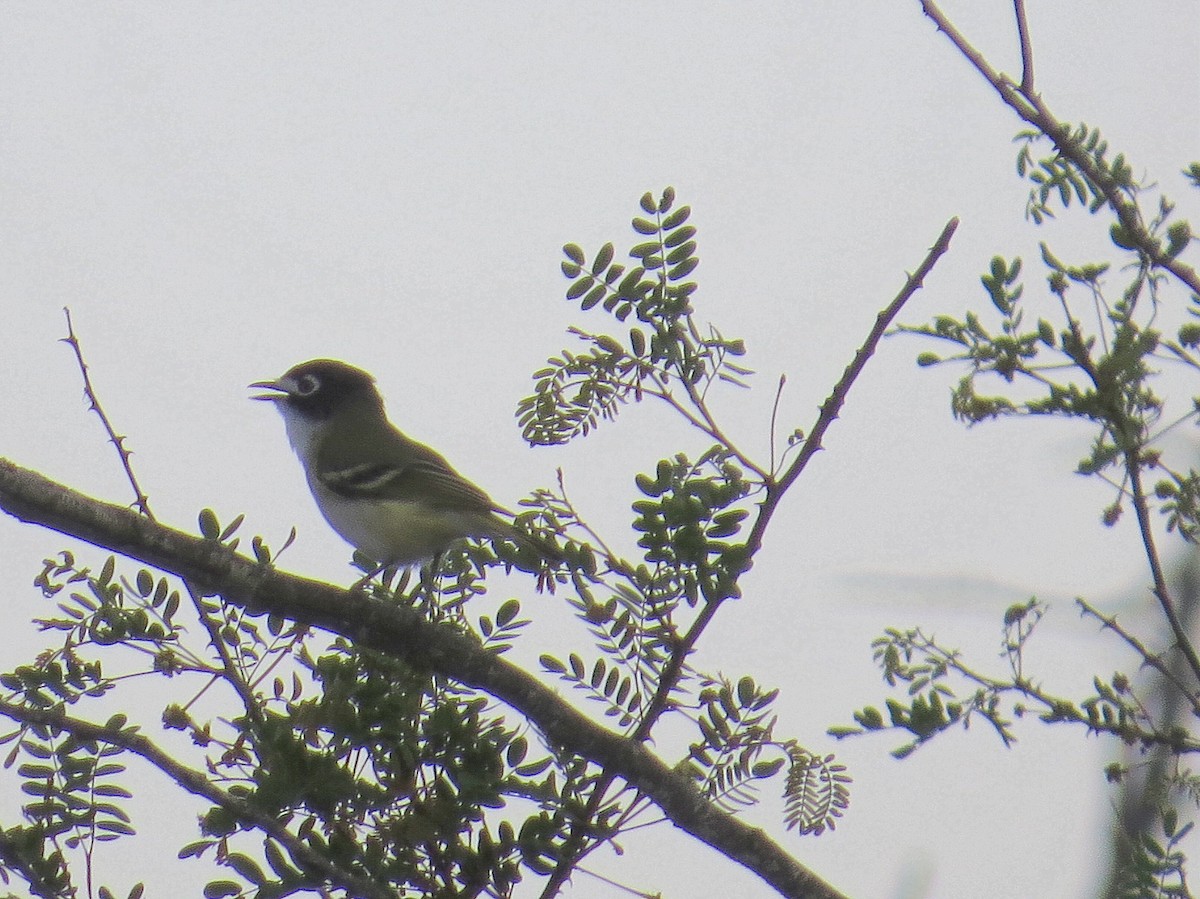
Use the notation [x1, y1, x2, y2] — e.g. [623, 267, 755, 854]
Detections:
[855, 707, 884, 729]
[516, 756, 552, 777]
[827, 725, 862, 738]
[566, 275, 595, 301]
[664, 225, 696, 247]
[630, 328, 646, 357]
[263, 839, 300, 878]
[752, 758, 785, 778]
[668, 257, 699, 280]
[227, 852, 265, 885]
[179, 840, 214, 860]
[1166, 221, 1192, 259]
[590, 658, 606, 689]
[218, 513, 244, 541]
[496, 599, 520, 627]
[1109, 222, 1137, 250]
[662, 206, 690, 230]
[736, 676, 755, 708]
[580, 283, 607, 311]
[634, 473, 660, 497]
[93, 784, 133, 799]
[592, 242, 615, 275]
[1036, 319, 1055, 346]
[666, 240, 696, 265]
[198, 509, 219, 540]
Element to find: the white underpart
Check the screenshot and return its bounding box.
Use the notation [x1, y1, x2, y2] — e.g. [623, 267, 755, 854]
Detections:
[276, 403, 324, 463]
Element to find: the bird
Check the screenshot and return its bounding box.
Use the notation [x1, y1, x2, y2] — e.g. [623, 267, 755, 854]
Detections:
[250, 358, 561, 588]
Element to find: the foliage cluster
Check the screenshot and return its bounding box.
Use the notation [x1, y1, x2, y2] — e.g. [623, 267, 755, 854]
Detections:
[826, 4, 1200, 896]
[0, 186, 855, 899]
[0, 4, 1195, 899]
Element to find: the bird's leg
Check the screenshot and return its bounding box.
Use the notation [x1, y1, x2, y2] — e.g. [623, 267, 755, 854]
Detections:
[350, 560, 405, 594]
[416, 553, 442, 609]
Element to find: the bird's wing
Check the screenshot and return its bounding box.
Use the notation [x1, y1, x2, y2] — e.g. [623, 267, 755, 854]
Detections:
[316, 421, 499, 514]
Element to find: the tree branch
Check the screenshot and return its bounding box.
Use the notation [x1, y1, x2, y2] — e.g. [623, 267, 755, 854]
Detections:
[1127, 461, 1200, 685]
[62, 307, 267, 728]
[918, 0, 1200, 297]
[1076, 597, 1200, 719]
[0, 458, 848, 899]
[60, 308, 152, 518]
[0, 699, 391, 899]
[747, 216, 960, 554]
[540, 218, 957, 897]
[1012, 0, 1034, 95]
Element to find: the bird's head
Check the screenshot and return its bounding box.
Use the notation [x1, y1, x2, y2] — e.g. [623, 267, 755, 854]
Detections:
[250, 359, 383, 421]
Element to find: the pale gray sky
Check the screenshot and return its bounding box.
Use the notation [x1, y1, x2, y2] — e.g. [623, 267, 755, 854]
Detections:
[2, 3, 1198, 897]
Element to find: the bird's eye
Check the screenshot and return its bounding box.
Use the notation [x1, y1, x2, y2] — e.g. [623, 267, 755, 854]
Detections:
[295, 374, 321, 396]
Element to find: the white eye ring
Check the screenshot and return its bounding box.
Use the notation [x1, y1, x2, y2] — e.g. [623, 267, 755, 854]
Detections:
[294, 374, 321, 396]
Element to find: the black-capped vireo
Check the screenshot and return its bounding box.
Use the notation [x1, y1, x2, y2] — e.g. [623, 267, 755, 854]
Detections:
[251, 359, 560, 587]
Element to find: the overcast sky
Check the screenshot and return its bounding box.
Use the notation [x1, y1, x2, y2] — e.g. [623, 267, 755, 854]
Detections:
[2, 3, 1199, 897]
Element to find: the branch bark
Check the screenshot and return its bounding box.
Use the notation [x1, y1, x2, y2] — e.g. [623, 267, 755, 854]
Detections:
[0, 458, 849, 899]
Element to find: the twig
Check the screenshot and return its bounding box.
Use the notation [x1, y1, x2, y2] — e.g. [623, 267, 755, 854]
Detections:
[59, 311, 266, 724]
[1127, 462, 1200, 684]
[917, 0, 1200, 297]
[677, 348, 769, 478]
[553, 468, 623, 566]
[647, 379, 771, 480]
[747, 217, 959, 554]
[769, 374, 787, 477]
[0, 699, 394, 899]
[1075, 598, 1200, 719]
[1013, 0, 1034, 94]
[901, 629, 1200, 753]
[1045, 249, 1200, 683]
[651, 216, 958, 742]
[0, 458, 849, 899]
[61, 308, 153, 517]
[577, 862, 662, 898]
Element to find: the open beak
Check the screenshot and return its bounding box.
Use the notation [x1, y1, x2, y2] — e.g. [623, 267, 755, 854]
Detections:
[249, 379, 289, 402]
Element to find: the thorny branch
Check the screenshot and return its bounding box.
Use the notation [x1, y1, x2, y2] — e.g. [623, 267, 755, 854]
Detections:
[918, 0, 1200, 687]
[0, 459, 847, 899]
[918, 0, 1200, 298]
[61, 310, 267, 725]
[538, 217, 958, 898]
